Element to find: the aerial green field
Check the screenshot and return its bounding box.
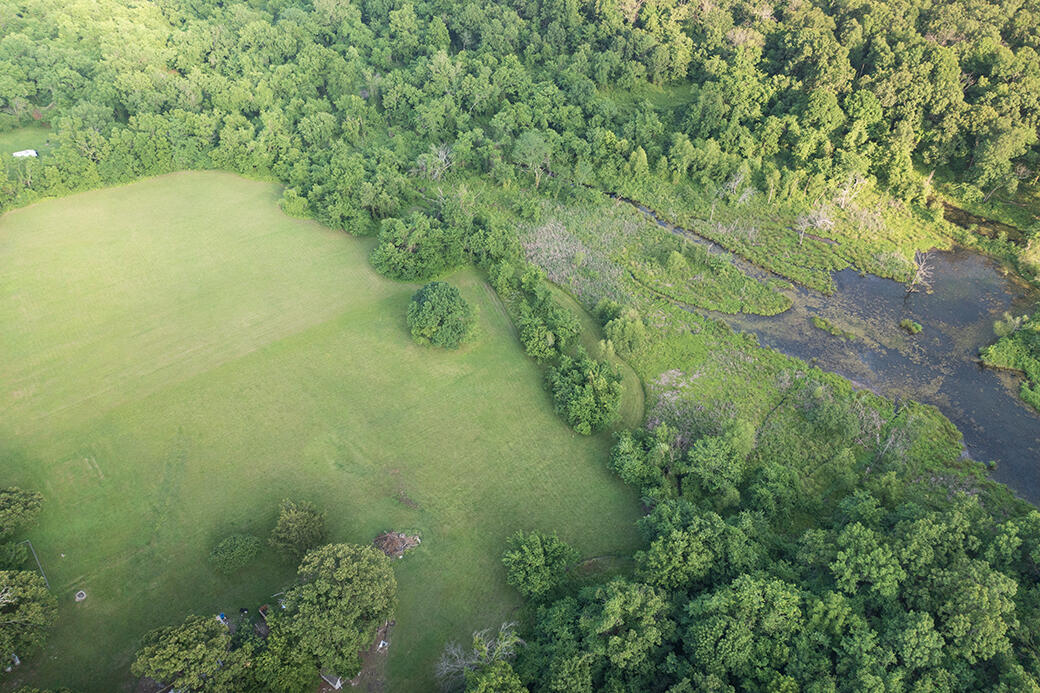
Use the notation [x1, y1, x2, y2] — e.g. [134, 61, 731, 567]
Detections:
[0, 171, 641, 692]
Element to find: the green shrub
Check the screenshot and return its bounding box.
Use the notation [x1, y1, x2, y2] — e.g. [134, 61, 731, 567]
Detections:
[981, 310, 1040, 410]
[604, 307, 650, 359]
[407, 282, 477, 349]
[900, 318, 923, 334]
[209, 534, 263, 575]
[269, 499, 327, 561]
[502, 530, 579, 600]
[278, 188, 310, 218]
[812, 316, 856, 340]
[546, 350, 623, 435]
[370, 213, 464, 280]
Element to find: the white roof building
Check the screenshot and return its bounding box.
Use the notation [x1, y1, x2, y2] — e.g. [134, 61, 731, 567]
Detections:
[12, 149, 37, 158]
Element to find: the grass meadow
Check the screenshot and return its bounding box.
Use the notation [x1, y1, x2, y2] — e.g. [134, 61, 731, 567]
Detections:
[0, 171, 641, 691]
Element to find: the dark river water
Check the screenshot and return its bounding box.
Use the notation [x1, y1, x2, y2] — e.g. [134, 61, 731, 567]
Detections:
[720, 249, 1040, 503]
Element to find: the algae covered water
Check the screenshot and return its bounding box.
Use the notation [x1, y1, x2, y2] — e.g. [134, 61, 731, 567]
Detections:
[721, 248, 1040, 502]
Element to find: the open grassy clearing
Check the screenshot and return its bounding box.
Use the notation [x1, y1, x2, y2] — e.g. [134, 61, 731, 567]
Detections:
[0, 125, 53, 158]
[0, 171, 640, 692]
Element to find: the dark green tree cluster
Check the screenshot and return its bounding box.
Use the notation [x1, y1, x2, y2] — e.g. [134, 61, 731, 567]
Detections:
[370, 213, 465, 281]
[465, 660, 527, 693]
[0, 488, 42, 539]
[0, 487, 42, 571]
[131, 543, 396, 692]
[6, 0, 1035, 241]
[407, 281, 477, 348]
[0, 570, 57, 673]
[501, 531, 578, 601]
[0, 487, 55, 672]
[490, 265, 581, 363]
[268, 543, 397, 682]
[130, 615, 248, 693]
[487, 259, 621, 436]
[510, 378, 1040, 691]
[546, 349, 623, 435]
[269, 499, 327, 562]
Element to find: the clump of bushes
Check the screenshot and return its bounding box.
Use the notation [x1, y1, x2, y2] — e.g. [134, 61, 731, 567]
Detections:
[994, 311, 1029, 337]
[209, 534, 263, 575]
[628, 242, 792, 316]
[491, 264, 580, 362]
[900, 318, 923, 334]
[812, 316, 856, 341]
[501, 530, 578, 600]
[598, 300, 651, 359]
[546, 349, 623, 435]
[407, 281, 477, 349]
[269, 499, 327, 561]
[370, 212, 464, 280]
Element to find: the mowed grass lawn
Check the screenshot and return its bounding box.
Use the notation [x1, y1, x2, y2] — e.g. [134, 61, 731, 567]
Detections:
[0, 172, 641, 692]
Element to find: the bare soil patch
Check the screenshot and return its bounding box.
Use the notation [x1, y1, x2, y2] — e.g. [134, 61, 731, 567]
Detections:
[343, 621, 395, 692]
[374, 532, 421, 559]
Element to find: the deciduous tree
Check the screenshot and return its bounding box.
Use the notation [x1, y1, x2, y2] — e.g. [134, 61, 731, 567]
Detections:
[281, 543, 397, 678]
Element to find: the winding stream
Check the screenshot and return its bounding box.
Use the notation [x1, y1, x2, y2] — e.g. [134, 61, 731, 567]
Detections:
[620, 198, 1040, 503]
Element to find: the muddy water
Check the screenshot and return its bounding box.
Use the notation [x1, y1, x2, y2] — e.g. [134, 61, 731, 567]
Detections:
[719, 249, 1040, 502]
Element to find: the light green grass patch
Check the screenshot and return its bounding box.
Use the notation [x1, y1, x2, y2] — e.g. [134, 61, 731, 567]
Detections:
[0, 172, 640, 692]
[0, 125, 54, 159]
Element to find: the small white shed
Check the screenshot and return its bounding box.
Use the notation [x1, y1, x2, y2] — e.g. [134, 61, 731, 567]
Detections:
[12, 149, 37, 158]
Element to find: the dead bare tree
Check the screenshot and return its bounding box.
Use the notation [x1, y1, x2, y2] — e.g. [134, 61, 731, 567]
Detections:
[907, 251, 933, 293]
[722, 171, 746, 198]
[795, 206, 835, 246]
[876, 415, 911, 463]
[854, 205, 884, 233]
[834, 173, 868, 210]
[435, 622, 524, 691]
[414, 143, 454, 181]
[737, 186, 757, 205]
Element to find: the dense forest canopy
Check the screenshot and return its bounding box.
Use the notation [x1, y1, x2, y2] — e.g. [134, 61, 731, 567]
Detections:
[2, 0, 1039, 218]
[3, 0, 1040, 691]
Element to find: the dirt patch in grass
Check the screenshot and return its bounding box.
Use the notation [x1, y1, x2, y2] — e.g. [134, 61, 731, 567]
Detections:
[345, 621, 395, 692]
[393, 490, 419, 509]
[374, 532, 421, 558]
